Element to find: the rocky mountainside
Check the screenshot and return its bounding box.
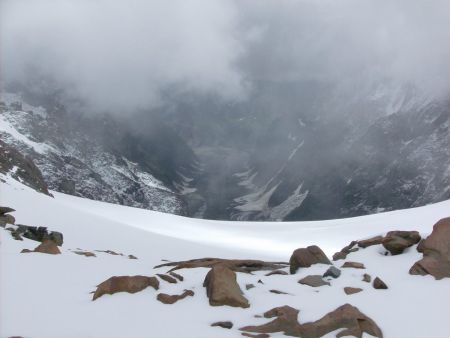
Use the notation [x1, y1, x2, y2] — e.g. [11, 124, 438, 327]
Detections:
[0, 92, 199, 215]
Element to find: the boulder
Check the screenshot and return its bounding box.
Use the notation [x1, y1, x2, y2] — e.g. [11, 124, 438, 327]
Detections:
[344, 287, 363, 295]
[157, 274, 178, 284]
[410, 218, 450, 279]
[33, 240, 61, 255]
[240, 304, 383, 338]
[211, 321, 233, 329]
[289, 245, 331, 274]
[358, 235, 384, 248]
[156, 290, 194, 304]
[203, 264, 250, 308]
[382, 231, 421, 255]
[92, 275, 159, 301]
[298, 275, 330, 287]
[323, 266, 341, 279]
[15, 225, 63, 246]
[373, 277, 388, 289]
[341, 261, 365, 269]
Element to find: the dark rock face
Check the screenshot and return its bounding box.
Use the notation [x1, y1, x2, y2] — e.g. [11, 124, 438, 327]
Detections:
[0, 214, 15, 227]
[323, 266, 341, 279]
[211, 321, 233, 329]
[0, 140, 51, 195]
[410, 218, 450, 279]
[203, 264, 250, 308]
[15, 225, 63, 246]
[298, 275, 330, 287]
[240, 303, 383, 338]
[0, 206, 15, 214]
[156, 290, 194, 304]
[92, 275, 159, 301]
[373, 277, 388, 290]
[382, 231, 421, 255]
[289, 245, 331, 274]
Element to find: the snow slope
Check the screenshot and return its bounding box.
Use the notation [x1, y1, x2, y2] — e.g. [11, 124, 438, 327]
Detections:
[1, 175, 450, 338]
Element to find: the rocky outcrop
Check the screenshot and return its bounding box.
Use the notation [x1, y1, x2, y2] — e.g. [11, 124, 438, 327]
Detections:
[298, 275, 330, 287]
[155, 258, 288, 273]
[289, 245, 331, 274]
[14, 225, 63, 246]
[382, 231, 421, 255]
[156, 290, 194, 304]
[203, 264, 249, 308]
[92, 275, 159, 301]
[21, 239, 61, 255]
[410, 218, 450, 279]
[240, 304, 383, 338]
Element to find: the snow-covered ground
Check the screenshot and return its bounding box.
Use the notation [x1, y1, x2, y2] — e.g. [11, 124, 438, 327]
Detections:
[1, 174, 450, 338]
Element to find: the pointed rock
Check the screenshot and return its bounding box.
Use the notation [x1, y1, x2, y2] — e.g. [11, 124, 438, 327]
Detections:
[373, 277, 388, 289]
[289, 245, 331, 274]
[323, 266, 341, 279]
[298, 275, 330, 287]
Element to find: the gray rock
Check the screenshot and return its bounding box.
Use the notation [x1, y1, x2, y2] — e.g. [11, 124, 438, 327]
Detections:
[323, 266, 341, 279]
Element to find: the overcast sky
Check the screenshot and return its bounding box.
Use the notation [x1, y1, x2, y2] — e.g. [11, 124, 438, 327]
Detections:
[1, 0, 450, 112]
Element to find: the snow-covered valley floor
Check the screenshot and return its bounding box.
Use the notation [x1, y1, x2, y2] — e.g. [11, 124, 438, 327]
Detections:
[1, 175, 450, 338]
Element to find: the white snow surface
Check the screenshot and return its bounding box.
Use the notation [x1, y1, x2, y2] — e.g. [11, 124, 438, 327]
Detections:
[1, 175, 450, 338]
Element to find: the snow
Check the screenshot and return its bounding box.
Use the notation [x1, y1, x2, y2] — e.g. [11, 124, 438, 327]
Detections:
[1, 174, 450, 338]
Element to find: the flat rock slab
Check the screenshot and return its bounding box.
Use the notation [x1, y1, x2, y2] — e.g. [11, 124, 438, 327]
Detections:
[92, 275, 159, 301]
[298, 275, 330, 287]
[341, 261, 365, 269]
[344, 287, 363, 295]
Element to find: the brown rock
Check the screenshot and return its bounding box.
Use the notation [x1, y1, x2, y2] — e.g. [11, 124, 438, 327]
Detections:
[157, 273, 178, 284]
[362, 273, 371, 283]
[265, 269, 288, 276]
[203, 264, 249, 308]
[169, 271, 184, 281]
[92, 275, 159, 300]
[373, 277, 388, 289]
[156, 290, 194, 304]
[298, 275, 330, 287]
[0, 206, 15, 215]
[211, 321, 233, 329]
[344, 287, 363, 295]
[289, 245, 331, 274]
[34, 240, 61, 255]
[358, 235, 384, 248]
[332, 251, 348, 261]
[341, 261, 365, 269]
[382, 231, 421, 255]
[73, 251, 96, 257]
[410, 218, 450, 279]
[242, 333, 270, 338]
[240, 304, 383, 338]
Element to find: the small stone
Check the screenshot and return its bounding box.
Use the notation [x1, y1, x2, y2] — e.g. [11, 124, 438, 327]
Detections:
[211, 321, 233, 329]
[73, 251, 96, 257]
[323, 266, 341, 279]
[341, 261, 365, 269]
[156, 290, 194, 304]
[128, 254, 138, 259]
[269, 289, 290, 295]
[344, 287, 363, 295]
[298, 275, 330, 287]
[246, 284, 255, 290]
[373, 277, 388, 289]
[362, 273, 371, 283]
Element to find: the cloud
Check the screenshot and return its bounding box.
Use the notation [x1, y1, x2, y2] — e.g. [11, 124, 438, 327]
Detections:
[1, 0, 450, 112]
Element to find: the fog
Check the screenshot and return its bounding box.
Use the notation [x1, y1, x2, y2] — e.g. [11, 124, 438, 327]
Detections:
[1, 0, 450, 113]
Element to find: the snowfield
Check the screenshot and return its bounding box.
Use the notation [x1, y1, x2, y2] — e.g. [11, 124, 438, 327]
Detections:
[1, 174, 450, 338]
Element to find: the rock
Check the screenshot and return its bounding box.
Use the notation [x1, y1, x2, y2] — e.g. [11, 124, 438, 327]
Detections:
[15, 225, 63, 246]
[289, 245, 331, 274]
[11, 231, 23, 241]
[265, 269, 288, 276]
[169, 271, 184, 281]
[0, 206, 15, 215]
[332, 251, 348, 261]
[0, 214, 15, 226]
[211, 321, 233, 329]
[257, 279, 264, 284]
[155, 258, 288, 273]
[240, 304, 383, 338]
[269, 289, 290, 295]
[128, 254, 138, 259]
[156, 290, 194, 304]
[246, 284, 255, 290]
[410, 218, 450, 279]
[358, 235, 384, 248]
[323, 266, 341, 279]
[33, 240, 61, 255]
[203, 264, 250, 308]
[382, 231, 421, 255]
[73, 250, 96, 257]
[344, 287, 363, 295]
[298, 275, 330, 287]
[157, 274, 178, 284]
[92, 275, 159, 300]
[362, 273, 371, 283]
[341, 261, 365, 269]
[242, 334, 270, 338]
[416, 239, 425, 253]
[373, 277, 388, 289]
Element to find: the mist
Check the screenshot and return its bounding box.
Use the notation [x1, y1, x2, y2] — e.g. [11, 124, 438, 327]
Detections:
[2, 0, 450, 113]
